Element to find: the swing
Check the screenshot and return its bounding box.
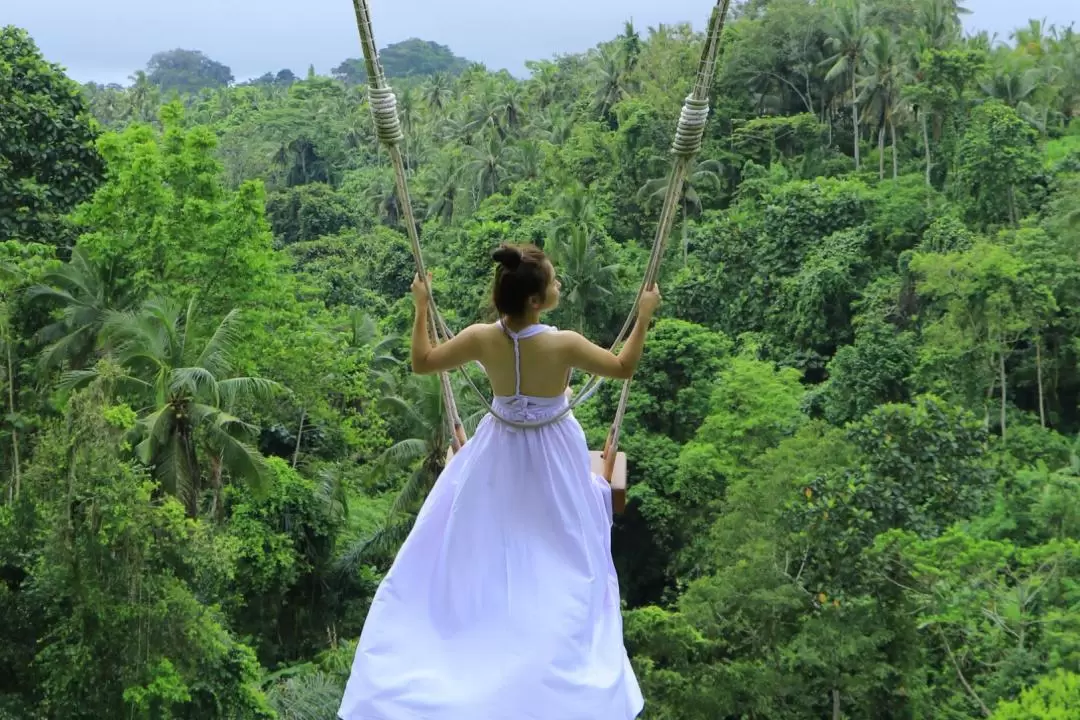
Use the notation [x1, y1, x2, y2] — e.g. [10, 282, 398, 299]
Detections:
[350, 0, 731, 514]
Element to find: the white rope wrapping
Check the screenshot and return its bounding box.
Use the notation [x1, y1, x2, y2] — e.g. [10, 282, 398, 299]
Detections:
[369, 86, 404, 145]
[672, 97, 710, 156]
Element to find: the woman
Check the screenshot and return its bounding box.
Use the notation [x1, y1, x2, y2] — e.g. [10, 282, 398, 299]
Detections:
[339, 243, 660, 720]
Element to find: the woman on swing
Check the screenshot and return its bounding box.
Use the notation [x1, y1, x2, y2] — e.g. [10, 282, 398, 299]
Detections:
[339, 242, 660, 720]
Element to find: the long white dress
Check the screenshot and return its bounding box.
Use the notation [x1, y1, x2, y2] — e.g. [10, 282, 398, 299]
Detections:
[339, 322, 644, 720]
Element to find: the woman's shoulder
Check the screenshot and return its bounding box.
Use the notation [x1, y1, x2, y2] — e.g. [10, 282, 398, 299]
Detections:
[461, 322, 504, 343]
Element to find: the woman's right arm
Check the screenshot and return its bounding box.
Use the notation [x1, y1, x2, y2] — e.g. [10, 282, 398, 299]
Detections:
[565, 286, 661, 380]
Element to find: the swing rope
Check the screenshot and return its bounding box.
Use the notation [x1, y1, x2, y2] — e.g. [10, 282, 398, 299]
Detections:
[349, 0, 731, 451]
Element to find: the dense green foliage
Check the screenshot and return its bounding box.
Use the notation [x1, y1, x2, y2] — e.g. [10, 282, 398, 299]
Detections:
[334, 39, 472, 83]
[3, 0, 1080, 717]
[147, 49, 236, 94]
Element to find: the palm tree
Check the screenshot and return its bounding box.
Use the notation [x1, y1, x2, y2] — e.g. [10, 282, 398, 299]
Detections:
[859, 28, 906, 179]
[549, 181, 605, 242]
[343, 310, 401, 394]
[397, 87, 418, 170]
[905, 0, 964, 185]
[824, 0, 871, 170]
[510, 140, 544, 183]
[980, 52, 1049, 131]
[914, 0, 963, 50]
[464, 134, 509, 201]
[337, 373, 464, 563]
[497, 83, 526, 135]
[63, 297, 283, 517]
[621, 21, 642, 74]
[531, 109, 573, 146]
[593, 45, 630, 121]
[126, 70, 160, 124]
[466, 79, 507, 140]
[638, 158, 724, 263]
[525, 60, 561, 109]
[360, 168, 402, 227]
[1013, 18, 1053, 60]
[424, 161, 464, 224]
[439, 108, 475, 146]
[265, 666, 344, 720]
[0, 261, 22, 501]
[547, 228, 619, 333]
[342, 108, 373, 151]
[27, 247, 132, 371]
[424, 73, 452, 115]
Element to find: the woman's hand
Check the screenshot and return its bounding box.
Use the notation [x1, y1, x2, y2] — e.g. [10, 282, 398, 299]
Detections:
[638, 284, 662, 317]
[411, 272, 432, 306]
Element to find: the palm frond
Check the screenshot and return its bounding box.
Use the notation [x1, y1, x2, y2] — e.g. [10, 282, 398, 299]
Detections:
[210, 427, 272, 498]
[171, 366, 218, 398]
[335, 518, 414, 571]
[390, 466, 437, 516]
[217, 376, 285, 408]
[379, 437, 430, 468]
[56, 368, 102, 393]
[196, 308, 245, 376]
[265, 670, 344, 720]
[37, 326, 95, 372]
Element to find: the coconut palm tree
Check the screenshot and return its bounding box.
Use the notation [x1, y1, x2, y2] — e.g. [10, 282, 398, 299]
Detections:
[464, 134, 509, 200]
[360, 168, 402, 227]
[0, 261, 22, 501]
[62, 297, 283, 518]
[27, 246, 133, 372]
[823, 0, 871, 170]
[496, 82, 526, 135]
[593, 45, 630, 122]
[549, 181, 605, 242]
[859, 28, 906, 179]
[638, 158, 724, 264]
[424, 73, 452, 115]
[980, 52, 1050, 132]
[343, 309, 401, 394]
[336, 372, 482, 563]
[510, 139, 544, 183]
[547, 228, 619, 333]
[126, 70, 160, 124]
[424, 160, 464, 224]
[525, 60, 561, 109]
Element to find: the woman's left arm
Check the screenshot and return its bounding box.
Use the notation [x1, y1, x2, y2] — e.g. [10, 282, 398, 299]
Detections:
[410, 274, 483, 375]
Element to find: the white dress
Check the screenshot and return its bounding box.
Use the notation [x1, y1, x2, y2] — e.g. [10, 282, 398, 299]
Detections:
[339, 322, 644, 720]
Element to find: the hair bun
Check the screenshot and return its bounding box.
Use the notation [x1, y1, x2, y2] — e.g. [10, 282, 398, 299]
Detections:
[492, 245, 522, 271]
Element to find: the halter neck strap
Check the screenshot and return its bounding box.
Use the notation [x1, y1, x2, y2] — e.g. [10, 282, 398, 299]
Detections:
[497, 320, 555, 396]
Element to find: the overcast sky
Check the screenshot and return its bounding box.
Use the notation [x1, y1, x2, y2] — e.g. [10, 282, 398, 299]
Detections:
[6, 0, 1076, 85]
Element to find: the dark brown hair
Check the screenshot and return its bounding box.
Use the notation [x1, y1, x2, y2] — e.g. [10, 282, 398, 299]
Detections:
[491, 243, 551, 318]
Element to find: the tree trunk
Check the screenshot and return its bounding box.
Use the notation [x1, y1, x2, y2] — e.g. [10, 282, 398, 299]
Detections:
[6, 339, 19, 501]
[923, 111, 932, 186]
[1007, 185, 1019, 227]
[999, 348, 1008, 442]
[1036, 338, 1046, 428]
[681, 197, 689, 267]
[852, 70, 861, 170]
[891, 118, 898, 179]
[182, 432, 201, 517]
[878, 125, 886, 180]
[832, 688, 841, 720]
[293, 408, 306, 468]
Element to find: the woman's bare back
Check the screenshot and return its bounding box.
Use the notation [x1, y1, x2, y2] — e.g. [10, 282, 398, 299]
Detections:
[473, 323, 575, 398]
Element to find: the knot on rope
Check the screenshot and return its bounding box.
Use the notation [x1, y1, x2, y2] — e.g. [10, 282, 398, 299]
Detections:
[671, 96, 710, 156]
[369, 85, 404, 146]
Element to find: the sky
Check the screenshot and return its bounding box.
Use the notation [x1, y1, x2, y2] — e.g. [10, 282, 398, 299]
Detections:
[6, 0, 1077, 86]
